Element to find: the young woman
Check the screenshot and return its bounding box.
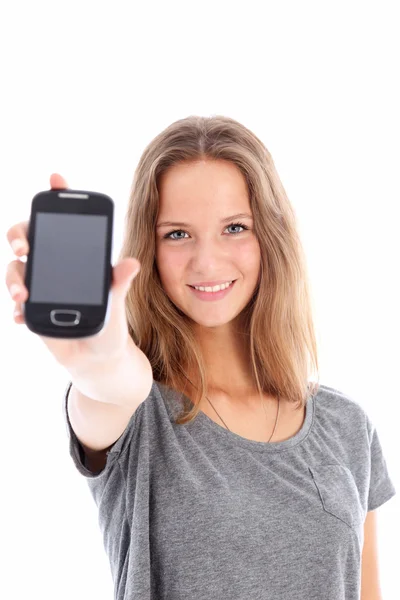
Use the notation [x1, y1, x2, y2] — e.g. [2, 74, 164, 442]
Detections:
[6, 115, 396, 600]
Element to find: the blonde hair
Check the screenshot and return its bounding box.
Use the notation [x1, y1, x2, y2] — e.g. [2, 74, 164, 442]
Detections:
[118, 115, 320, 424]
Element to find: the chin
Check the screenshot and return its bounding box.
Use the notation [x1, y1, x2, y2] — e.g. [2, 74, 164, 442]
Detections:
[190, 316, 235, 328]
[165, 285, 254, 326]
[185, 304, 246, 329]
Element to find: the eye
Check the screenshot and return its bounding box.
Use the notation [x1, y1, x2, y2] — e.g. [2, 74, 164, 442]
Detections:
[163, 222, 249, 241]
[226, 222, 249, 234]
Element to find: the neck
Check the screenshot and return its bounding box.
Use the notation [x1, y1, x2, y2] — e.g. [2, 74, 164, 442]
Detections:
[190, 319, 255, 394]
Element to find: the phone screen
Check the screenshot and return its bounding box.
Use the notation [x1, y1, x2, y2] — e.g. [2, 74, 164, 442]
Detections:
[29, 212, 108, 306]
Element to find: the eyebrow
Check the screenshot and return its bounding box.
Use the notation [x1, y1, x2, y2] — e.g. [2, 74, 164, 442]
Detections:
[156, 212, 253, 228]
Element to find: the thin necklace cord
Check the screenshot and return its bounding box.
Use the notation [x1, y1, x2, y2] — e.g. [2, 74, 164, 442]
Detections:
[205, 393, 280, 443]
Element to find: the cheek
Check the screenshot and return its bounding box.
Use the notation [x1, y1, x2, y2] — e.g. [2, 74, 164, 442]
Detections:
[155, 246, 185, 286]
[156, 238, 261, 284]
[237, 239, 261, 274]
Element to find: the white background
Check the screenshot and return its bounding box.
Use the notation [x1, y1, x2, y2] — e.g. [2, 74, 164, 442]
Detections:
[1, 1, 399, 599]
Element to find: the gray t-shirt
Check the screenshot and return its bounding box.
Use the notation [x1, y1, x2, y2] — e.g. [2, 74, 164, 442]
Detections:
[63, 380, 396, 600]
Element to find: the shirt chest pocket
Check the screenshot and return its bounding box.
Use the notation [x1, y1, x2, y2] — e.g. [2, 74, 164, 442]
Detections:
[308, 464, 365, 533]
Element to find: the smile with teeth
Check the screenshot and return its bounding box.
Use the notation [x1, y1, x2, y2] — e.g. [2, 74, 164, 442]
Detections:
[191, 281, 234, 292]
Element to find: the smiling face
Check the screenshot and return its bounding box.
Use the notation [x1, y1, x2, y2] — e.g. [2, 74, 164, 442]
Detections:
[155, 159, 261, 331]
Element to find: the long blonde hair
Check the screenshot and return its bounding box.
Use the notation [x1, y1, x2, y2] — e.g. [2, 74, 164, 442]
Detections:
[118, 115, 320, 424]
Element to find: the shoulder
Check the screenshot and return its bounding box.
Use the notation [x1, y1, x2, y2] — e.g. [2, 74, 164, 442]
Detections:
[313, 383, 368, 433]
[151, 380, 188, 420]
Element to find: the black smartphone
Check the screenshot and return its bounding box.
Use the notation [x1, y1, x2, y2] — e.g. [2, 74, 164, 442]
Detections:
[22, 188, 114, 339]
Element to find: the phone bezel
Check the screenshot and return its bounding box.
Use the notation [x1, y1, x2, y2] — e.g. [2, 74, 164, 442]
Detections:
[23, 188, 114, 338]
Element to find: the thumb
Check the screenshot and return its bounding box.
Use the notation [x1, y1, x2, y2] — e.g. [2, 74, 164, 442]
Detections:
[112, 258, 141, 293]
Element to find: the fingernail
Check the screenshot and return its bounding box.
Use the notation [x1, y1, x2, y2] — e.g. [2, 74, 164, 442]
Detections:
[11, 239, 25, 254]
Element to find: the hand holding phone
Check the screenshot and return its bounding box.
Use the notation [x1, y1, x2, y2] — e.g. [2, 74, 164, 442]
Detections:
[5, 174, 142, 373]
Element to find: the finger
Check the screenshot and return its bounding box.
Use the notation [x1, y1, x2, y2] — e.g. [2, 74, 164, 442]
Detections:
[6, 221, 29, 256]
[13, 302, 25, 324]
[6, 260, 27, 323]
[50, 173, 69, 189]
[5, 260, 28, 302]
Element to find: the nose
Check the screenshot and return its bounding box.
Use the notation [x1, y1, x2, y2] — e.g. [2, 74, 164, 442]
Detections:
[187, 237, 231, 273]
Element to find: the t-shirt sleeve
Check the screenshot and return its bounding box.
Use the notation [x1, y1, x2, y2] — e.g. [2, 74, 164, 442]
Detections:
[62, 380, 142, 479]
[365, 411, 397, 512]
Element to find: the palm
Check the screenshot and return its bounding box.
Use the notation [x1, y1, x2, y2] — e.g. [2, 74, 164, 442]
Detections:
[37, 285, 129, 370]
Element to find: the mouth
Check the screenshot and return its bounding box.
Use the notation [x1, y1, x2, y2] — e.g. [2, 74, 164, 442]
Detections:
[187, 279, 237, 291]
[187, 279, 237, 300]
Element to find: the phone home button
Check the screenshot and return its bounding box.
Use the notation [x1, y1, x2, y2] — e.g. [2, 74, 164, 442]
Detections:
[50, 310, 81, 326]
